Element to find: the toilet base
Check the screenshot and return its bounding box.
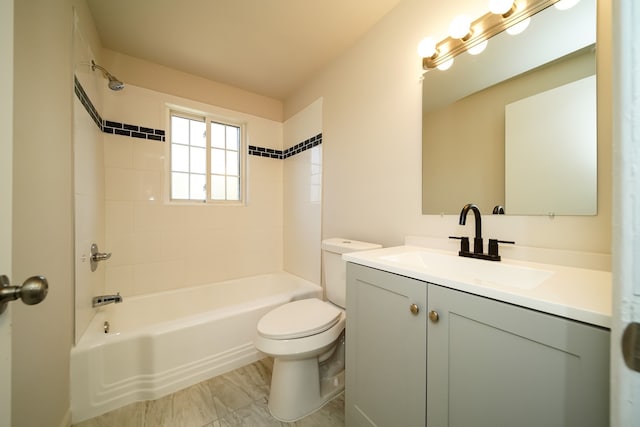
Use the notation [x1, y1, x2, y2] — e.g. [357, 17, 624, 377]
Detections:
[267, 355, 345, 422]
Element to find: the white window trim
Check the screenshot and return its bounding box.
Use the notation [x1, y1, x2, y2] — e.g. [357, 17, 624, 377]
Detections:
[164, 105, 247, 206]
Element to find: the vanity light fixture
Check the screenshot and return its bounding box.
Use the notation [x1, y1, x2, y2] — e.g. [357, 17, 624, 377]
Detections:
[506, 17, 531, 35]
[437, 58, 455, 71]
[420, 0, 571, 70]
[489, 0, 516, 16]
[554, 0, 580, 10]
[449, 15, 473, 41]
[468, 40, 488, 55]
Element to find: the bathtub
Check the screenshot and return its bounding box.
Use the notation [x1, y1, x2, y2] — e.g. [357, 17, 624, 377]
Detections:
[70, 272, 322, 423]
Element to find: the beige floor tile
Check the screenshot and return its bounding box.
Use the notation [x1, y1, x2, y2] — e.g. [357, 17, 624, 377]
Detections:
[73, 401, 146, 427]
[73, 358, 344, 427]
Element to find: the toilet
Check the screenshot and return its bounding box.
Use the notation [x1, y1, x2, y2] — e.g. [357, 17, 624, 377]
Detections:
[254, 238, 381, 422]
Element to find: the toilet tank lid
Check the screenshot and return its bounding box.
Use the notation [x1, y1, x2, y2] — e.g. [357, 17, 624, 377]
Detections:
[321, 238, 382, 254]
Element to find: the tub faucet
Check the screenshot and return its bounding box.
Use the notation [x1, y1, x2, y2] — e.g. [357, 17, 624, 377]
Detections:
[92, 293, 122, 307]
[459, 203, 483, 254]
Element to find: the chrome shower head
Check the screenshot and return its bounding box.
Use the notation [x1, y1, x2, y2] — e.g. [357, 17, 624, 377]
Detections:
[91, 60, 124, 91]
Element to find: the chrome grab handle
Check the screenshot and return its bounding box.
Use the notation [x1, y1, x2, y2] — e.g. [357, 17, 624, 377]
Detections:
[0, 274, 48, 315]
[92, 252, 111, 261]
[90, 243, 111, 272]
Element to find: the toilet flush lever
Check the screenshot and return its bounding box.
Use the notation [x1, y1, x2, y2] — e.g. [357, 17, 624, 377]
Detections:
[90, 243, 112, 272]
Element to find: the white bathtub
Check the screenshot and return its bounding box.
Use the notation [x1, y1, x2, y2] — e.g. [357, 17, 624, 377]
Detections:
[70, 272, 322, 423]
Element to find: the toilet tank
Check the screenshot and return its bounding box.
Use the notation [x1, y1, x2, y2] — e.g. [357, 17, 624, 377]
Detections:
[322, 238, 382, 308]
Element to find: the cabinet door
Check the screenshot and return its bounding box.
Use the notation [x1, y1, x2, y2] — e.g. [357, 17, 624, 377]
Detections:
[346, 263, 427, 427]
[427, 284, 609, 427]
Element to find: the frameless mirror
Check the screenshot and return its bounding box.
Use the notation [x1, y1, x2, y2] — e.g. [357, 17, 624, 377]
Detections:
[421, 0, 596, 215]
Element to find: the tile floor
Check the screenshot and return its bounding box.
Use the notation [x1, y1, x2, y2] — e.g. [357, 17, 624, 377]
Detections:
[73, 358, 345, 427]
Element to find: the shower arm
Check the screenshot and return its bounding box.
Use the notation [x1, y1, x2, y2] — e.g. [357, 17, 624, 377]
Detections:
[91, 60, 116, 80]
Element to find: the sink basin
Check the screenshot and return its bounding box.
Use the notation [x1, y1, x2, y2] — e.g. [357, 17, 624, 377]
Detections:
[379, 251, 553, 290]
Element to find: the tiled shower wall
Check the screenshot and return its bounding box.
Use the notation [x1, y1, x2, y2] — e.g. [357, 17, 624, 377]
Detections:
[73, 20, 105, 343]
[74, 57, 323, 341]
[100, 84, 287, 297]
[283, 99, 323, 286]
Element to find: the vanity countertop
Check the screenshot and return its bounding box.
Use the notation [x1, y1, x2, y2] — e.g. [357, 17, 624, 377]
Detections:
[343, 245, 612, 328]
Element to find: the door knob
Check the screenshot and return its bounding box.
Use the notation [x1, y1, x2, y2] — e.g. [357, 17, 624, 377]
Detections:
[428, 310, 440, 323]
[0, 274, 48, 315]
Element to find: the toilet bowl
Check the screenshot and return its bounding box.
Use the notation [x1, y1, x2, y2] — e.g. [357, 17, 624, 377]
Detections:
[254, 238, 381, 422]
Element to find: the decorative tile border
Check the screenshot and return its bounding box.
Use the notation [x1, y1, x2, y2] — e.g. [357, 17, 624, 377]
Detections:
[248, 146, 283, 159]
[103, 120, 165, 141]
[248, 133, 322, 160]
[74, 75, 319, 158]
[74, 76, 165, 142]
[74, 76, 103, 130]
[284, 133, 323, 159]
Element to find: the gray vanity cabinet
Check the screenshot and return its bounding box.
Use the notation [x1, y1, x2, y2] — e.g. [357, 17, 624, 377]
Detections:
[346, 263, 610, 427]
[345, 263, 427, 427]
[427, 284, 610, 427]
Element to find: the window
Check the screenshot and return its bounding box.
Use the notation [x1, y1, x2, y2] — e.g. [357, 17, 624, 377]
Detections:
[170, 111, 243, 202]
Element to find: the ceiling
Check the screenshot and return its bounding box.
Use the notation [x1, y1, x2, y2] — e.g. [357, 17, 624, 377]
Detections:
[86, 0, 403, 100]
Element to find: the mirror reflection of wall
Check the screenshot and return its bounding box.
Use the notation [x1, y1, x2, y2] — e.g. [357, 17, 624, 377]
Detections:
[421, 0, 596, 216]
[505, 73, 596, 215]
[423, 47, 595, 215]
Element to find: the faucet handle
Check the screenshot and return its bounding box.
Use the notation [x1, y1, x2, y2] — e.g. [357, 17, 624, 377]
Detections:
[449, 236, 470, 253]
[488, 239, 515, 257]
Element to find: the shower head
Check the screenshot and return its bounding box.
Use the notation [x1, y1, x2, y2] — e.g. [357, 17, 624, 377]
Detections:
[91, 60, 124, 91]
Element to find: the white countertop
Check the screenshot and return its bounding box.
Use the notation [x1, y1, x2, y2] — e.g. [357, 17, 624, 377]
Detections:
[343, 245, 612, 328]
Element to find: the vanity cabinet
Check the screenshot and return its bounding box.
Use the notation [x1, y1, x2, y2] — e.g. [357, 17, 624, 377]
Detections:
[346, 263, 610, 427]
[345, 263, 427, 427]
[427, 284, 609, 427]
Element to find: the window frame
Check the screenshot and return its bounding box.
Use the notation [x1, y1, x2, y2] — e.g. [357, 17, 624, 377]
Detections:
[167, 107, 246, 205]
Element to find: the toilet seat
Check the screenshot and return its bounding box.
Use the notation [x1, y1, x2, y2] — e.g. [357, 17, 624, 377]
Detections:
[257, 298, 341, 340]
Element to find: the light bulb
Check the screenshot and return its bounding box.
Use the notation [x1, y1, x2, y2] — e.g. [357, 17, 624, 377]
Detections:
[489, 0, 514, 15]
[449, 15, 472, 40]
[468, 40, 488, 55]
[418, 37, 437, 58]
[554, 0, 580, 10]
[437, 58, 454, 71]
[506, 17, 530, 35]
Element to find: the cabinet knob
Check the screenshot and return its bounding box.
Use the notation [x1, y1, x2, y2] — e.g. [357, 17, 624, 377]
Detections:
[409, 303, 420, 315]
[428, 310, 439, 323]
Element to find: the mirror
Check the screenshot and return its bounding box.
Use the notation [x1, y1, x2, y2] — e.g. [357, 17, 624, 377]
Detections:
[421, 0, 596, 215]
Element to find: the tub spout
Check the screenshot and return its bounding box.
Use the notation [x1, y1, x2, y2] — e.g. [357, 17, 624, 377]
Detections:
[92, 293, 122, 307]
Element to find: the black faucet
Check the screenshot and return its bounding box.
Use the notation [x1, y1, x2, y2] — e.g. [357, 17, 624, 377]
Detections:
[459, 203, 483, 254]
[449, 203, 515, 261]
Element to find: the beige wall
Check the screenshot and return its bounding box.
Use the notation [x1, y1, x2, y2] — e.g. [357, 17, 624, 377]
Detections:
[283, 98, 323, 285]
[285, 0, 612, 255]
[73, 7, 107, 344]
[13, 0, 75, 425]
[102, 49, 283, 122]
[101, 84, 284, 296]
[423, 48, 596, 215]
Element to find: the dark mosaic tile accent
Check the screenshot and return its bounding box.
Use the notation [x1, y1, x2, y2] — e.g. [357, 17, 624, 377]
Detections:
[74, 74, 166, 142]
[283, 132, 322, 159]
[76, 74, 331, 150]
[74, 76, 103, 131]
[248, 145, 284, 159]
[248, 132, 322, 160]
[102, 119, 165, 142]
[105, 120, 122, 129]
